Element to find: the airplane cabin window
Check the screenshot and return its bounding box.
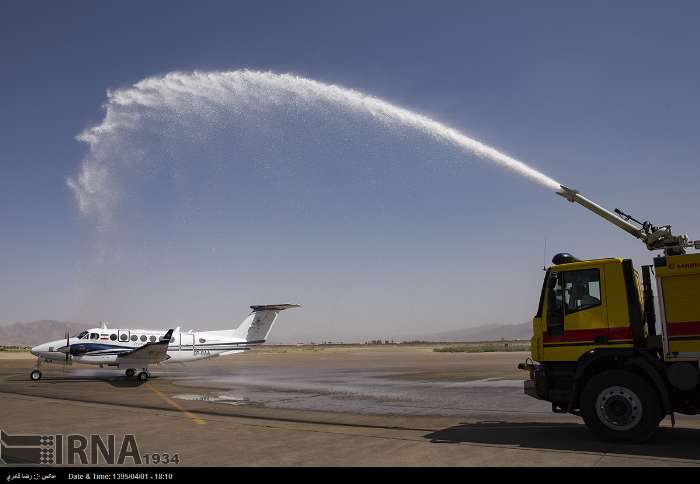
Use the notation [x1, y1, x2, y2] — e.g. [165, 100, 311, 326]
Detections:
[130, 335, 138, 342]
[149, 336, 156, 342]
[120, 334, 128, 341]
[199, 338, 206, 343]
[90, 333, 99, 340]
[140, 335, 147, 342]
[110, 334, 117, 341]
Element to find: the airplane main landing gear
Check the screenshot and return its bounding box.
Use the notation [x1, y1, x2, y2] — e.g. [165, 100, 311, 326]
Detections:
[125, 368, 135, 377]
[136, 371, 149, 382]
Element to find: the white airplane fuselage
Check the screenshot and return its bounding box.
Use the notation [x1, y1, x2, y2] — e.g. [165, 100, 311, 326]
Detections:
[31, 328, 253, 367]
[29, 304, 300, 375]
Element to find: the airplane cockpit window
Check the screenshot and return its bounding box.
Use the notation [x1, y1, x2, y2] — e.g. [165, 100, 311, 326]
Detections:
[90, 333, 99, 340]
[77, 331, 89, 339]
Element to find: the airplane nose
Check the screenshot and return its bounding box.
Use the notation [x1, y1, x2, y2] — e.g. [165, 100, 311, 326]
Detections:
[31, 343, 50, 356]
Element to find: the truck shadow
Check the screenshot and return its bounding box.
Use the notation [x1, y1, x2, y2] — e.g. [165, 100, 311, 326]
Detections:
[424, 421, 700, 461]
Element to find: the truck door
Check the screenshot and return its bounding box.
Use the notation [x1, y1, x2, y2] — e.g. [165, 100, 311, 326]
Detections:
[562, 268, 607, 333]
[543, 266, 609, 361]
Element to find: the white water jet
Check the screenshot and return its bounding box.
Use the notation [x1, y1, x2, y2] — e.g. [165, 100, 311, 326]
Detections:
[68, 69, 560, 225]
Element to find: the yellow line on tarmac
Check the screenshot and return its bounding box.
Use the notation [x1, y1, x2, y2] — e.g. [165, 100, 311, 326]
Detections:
[147, 384, 207, 425]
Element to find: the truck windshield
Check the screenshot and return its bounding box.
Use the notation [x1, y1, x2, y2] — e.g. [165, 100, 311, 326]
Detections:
[547, 273, 564, 335]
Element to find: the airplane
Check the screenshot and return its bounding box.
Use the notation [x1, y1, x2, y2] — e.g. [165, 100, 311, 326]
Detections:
[29, 304, 300, 382]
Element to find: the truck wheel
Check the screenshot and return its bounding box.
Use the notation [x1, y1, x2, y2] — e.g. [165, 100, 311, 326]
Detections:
[580, 369, 661, 443]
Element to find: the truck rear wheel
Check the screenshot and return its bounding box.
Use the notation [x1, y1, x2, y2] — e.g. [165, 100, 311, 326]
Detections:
[580, 369, 661, 443]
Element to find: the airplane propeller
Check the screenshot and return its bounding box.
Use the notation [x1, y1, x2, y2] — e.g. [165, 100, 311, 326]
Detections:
[66, 330, 71, 365]
[58, 329, 73, 367]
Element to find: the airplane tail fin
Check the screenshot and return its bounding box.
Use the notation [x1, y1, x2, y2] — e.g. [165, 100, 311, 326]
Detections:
[232, 304, 300, 343]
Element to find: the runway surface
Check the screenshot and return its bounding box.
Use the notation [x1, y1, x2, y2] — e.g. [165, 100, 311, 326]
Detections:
[1, 346, 699, 466]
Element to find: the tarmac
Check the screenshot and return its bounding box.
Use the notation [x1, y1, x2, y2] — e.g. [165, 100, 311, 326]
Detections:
[0, 345, 699, 466]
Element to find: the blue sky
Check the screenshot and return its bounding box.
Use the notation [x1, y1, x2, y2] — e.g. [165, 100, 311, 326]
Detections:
[2, 1, 699, 341]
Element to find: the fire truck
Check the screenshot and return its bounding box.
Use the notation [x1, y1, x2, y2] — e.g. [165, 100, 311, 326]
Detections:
[520, 185, 700, 442]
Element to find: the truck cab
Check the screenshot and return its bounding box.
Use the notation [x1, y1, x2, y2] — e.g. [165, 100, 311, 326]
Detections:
[523, 252, 700, 442]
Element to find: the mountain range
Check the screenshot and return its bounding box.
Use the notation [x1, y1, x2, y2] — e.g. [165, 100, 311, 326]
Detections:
[0, 319, 533, 347]
[393, 321, 532, 343]
[0, 320, 86, 347]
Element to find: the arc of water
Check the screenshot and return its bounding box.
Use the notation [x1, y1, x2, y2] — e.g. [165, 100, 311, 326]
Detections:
[68, 70, 560, 226]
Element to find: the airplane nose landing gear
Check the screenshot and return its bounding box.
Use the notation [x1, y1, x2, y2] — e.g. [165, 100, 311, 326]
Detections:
[30, 358, 44, 381]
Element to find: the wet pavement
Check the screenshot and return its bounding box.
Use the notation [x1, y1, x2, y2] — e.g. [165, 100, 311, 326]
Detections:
[170, 369, 549, 416]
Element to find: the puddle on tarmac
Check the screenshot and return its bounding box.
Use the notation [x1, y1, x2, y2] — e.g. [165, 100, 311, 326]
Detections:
[173, 393, 249, 405]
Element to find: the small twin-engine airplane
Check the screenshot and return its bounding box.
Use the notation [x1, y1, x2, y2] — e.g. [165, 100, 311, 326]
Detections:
[29, 304, 299, 382]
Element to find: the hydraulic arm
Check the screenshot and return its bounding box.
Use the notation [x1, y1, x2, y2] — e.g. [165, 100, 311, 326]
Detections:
[556, 185, 697, 255]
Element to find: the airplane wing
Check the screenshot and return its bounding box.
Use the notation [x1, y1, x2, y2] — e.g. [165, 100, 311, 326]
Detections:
[117, 329, 174, 365]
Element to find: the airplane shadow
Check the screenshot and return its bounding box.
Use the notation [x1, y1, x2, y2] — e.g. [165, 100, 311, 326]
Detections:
[424, 421, 700, 461]
[11, 375, 160, 388]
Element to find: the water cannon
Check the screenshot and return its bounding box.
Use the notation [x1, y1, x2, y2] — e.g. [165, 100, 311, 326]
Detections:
[556, 185, 695, 256]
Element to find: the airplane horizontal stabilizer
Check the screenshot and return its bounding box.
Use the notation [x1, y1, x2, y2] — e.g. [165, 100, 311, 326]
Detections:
[250, 304, 301, 312]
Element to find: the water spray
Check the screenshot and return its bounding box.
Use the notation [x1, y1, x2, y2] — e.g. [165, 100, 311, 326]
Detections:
[68, 70, 561, 226]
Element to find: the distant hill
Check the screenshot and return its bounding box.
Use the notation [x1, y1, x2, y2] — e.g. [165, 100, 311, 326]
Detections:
[0, 320, 86, 347]
[1, 319, 534, 347]
[395, 321, 532, 343]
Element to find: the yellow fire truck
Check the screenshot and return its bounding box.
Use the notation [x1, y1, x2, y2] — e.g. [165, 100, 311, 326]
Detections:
[520, 185, 700, 442]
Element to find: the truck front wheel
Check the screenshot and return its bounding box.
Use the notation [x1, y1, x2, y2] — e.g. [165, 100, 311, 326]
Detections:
[580, 369, 662, 443]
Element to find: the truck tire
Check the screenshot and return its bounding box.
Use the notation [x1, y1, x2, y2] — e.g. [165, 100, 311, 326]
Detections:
[580, 369, 661, 443]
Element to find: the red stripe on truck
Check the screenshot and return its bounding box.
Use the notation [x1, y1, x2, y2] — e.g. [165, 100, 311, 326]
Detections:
[543, 327, 633, 343]
[666, 321, 700, 336]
